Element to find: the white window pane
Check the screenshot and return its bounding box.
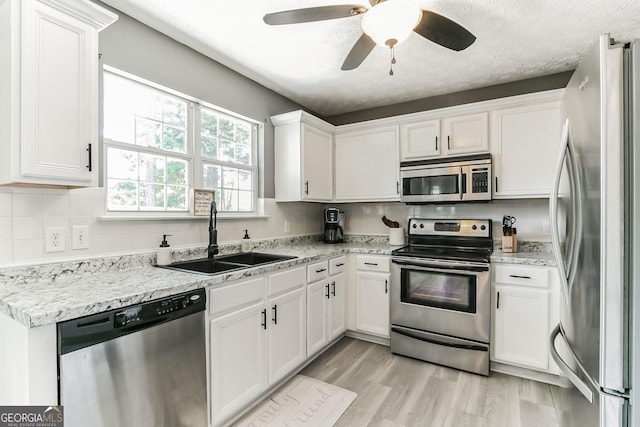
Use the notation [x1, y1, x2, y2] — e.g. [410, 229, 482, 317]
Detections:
[238, 170, 252, 190]
[163, 97, 186, 127]
[135, 87, 162, 121]
[139, 183, 165, 209]
[163, 125, 186, 153]
[139, 153, 165, 183]
[108, 148, 138, 180]
[222, 167, 238, 189]
[108, 179, 138, 210]
[219, 138, 234, 162]
[167, 185, 187, 210]
[201, 136, 217, 159]
[203, 164, 221, 189]
[104, 74, 136, 144]
[235, 123, 250, 144]
[135, 117, 161, 148]
[167, 158, 188, 185]
[219, 117, 234, 140]
[235, 142, 251, 166]
[238, 191, 253, 211]
[201, 110, 218, 139]
[222, 189, 238, 211]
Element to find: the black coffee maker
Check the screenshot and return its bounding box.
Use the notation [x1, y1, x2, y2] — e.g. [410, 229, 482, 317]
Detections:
[323, 207, 344, 243]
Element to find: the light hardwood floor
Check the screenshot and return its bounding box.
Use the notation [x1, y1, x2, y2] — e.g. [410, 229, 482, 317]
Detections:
[299, 337, 561, 427]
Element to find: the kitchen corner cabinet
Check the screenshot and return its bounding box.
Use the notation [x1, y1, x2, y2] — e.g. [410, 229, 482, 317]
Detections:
[334, 125, 400, 201]
[491, 101, 563, 198]
[442, 112, 489, 156]
[491, 264, 560, 374]
[209, 267, 306, 425]
[272, 111, 334, 202]
[0, 0, 117, 187]
[355, 255, 390, 337]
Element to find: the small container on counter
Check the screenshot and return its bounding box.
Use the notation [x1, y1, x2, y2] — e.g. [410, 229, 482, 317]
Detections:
[241, 229, 252, 252]
[157, 234, 172, 266]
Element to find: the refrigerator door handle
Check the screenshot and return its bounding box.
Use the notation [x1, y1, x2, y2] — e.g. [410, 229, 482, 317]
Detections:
[550, 324, 595, 403]
[550, 119, 571, 302]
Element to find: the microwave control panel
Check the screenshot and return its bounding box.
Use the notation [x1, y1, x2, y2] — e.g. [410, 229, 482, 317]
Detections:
[471, 168, 489, 193]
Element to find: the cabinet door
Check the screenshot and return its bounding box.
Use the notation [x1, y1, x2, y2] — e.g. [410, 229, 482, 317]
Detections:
[492, 285, 550, 370]
[329, 272, 346, 339]
[210, 302, 267, 424]
[491, 102, 563, 198]
[355, 272, 390, 337]
[442, 112, 489, 156]
[335, 126, 400, 201]
[301, 124, 333, 201]
[307, 279, 329, 355]
[400, 120, 441, 159]
[20, 0, 98, 185]
[268, 287, 306, 384]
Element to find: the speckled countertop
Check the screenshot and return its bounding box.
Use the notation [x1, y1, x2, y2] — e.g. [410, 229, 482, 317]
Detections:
[0, 236, 556, 328]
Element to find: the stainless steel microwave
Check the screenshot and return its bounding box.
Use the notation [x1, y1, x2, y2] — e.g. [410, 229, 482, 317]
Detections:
[400, 153, 492, 203]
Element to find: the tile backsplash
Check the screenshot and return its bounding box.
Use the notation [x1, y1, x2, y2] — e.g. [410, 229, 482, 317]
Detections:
[0, 186, 553, 267]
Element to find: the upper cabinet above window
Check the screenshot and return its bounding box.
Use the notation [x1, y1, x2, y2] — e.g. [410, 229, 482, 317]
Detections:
[0, 0, 117, 188]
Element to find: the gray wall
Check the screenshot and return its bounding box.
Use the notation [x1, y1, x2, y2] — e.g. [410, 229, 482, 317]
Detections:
[325, 71, 573, 125]
[97, 5, 306, 198]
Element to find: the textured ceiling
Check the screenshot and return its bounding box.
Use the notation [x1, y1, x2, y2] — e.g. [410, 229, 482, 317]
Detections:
[101, 0, 640, 116]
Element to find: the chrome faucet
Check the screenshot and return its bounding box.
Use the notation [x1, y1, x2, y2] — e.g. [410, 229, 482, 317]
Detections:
[207, 201, 219, 259]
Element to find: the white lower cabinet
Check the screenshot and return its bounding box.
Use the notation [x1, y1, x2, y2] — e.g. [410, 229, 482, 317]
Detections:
[307, 277, 330, 355]
[355, 255, 390, 338]
[209, 267, 306, 425]
[491, 264, 560, 374]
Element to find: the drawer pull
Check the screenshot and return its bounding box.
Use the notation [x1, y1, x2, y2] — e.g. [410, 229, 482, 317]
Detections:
[315, 268, 327, 273]
[509, 274, 532, 279]
[364, 262, 378, 266]
[336, 263, 345, 267]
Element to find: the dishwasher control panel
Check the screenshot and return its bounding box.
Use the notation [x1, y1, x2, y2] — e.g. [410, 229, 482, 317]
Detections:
[113, 291, 205, 328]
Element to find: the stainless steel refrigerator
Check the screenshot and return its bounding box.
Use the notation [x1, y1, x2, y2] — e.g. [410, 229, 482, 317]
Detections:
[549, 34, 639, 427]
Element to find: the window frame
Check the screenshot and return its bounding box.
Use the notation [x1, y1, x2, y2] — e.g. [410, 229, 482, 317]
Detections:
[102, 66, 260, 216]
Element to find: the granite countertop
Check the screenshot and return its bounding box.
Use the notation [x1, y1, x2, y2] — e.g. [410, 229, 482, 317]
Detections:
[0, 236, 556, 328]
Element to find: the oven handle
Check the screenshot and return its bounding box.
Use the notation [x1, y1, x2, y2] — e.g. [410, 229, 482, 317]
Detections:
[391, 327, 488, 352]
[392, 259, 489, 273]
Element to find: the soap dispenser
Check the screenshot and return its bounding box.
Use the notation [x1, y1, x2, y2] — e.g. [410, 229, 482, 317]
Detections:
[241, 229, 252, 253]
[157, 234, 172, 266]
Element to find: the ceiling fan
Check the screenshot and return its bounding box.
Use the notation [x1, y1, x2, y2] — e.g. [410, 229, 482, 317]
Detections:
[263, 0, 476, 74]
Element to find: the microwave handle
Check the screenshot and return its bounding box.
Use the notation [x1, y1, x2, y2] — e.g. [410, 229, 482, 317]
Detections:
[459, 167, 463, 200]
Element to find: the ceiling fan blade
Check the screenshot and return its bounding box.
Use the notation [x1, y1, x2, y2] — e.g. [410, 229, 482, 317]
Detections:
[263, 5, 367, 25]
[341, 33, 376, 70]
[414, 10, 476, 51]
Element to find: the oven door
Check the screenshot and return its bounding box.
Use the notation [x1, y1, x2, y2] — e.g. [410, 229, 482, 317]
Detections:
[391, 257, 490, 343]
[400, 165, 466, 203]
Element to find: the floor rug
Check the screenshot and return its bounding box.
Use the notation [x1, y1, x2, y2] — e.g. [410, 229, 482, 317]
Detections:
[236, 375, 357, 427]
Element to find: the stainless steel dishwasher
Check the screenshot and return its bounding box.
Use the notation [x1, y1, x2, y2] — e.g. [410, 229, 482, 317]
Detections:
[57, 289, 207, 427]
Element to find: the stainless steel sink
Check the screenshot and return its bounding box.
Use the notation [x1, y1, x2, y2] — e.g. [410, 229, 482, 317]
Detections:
[160, 252, 297, 275]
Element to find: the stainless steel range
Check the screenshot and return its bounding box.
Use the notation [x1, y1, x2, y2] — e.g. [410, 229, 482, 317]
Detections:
[390, 218, 492, 375]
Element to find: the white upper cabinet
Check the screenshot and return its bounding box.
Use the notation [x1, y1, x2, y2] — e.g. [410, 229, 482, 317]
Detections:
[0, 0, 117, 187]
[335, 125, 400, 201]
[400, 119, 441, 160]
[272, 111, 334, 202]
[491, 100, 563, 198]
[442, 112, 489, 156]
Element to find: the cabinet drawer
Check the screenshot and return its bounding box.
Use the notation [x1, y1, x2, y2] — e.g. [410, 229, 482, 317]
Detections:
[356, 255, 389, 272]
[210, 277, 265, 315]
[494, 264, 550, 288]
[307, 260, 329, 282]
[329, 256, 347, 275]
[269, 266, 305, 296]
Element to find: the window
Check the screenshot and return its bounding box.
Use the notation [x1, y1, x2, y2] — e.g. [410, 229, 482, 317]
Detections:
[103, 69, 258, 213]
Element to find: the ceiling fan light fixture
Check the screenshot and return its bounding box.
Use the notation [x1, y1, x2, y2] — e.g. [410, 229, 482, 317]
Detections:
[361, 0, 422, 47]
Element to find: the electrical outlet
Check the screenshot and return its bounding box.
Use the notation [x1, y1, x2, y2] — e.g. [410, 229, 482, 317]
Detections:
[45, 227, 65, 253]
[72, 226, 89, 250]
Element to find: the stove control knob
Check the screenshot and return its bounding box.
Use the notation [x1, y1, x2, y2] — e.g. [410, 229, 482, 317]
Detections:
[412, 224, 417, 228]
[419, 224, 424, 229]
[481, 225, 486, 230]
[472, 225, 477, 230]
